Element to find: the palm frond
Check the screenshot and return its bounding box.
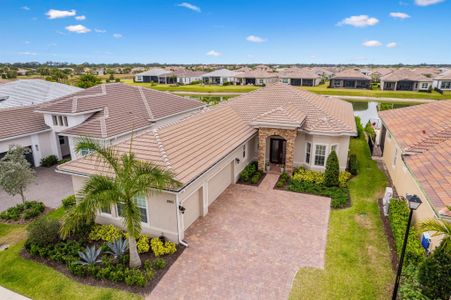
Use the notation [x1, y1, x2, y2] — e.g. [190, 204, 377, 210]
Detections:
[75, 137, 120, 174]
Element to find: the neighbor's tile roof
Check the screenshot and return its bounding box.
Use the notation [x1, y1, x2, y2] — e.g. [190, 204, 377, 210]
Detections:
[37, 83, 205, 139]
[58, 83, 356, 188]
[381, 69, 432, 82]
[278, 68, 320, 79]
[135, 68, 172, 76]
[158, 69, 205, 78]
[371, 68, 393, 76]
[435, 70, 451, 80]
[234, 70, 278, 79]
[379, 101, 451, 217]
[331, 69, 371, 80]
[0, 79, 81, 109]
[0, 105, 49, 141]
[201, 69, 241, 77]
[250, 104, 306, 128]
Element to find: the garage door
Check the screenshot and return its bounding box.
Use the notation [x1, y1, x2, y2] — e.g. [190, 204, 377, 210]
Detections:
[208, 161, 233, 205]
[182, 189, 202, 230]
[0, 146, 34, 167]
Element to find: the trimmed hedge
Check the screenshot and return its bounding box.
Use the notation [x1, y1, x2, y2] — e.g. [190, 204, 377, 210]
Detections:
[239, 161, 263, 185]
[288, 180, 349, 208]
[0, 201, 45, 221]
[40, 155, 58, 167]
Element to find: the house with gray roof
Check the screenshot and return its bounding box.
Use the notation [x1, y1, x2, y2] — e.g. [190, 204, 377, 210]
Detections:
[433, 70, 451, 90]
[134, 68, 173, 83]
[278, 68, 322, 86]
[201, 69, 241, 85]
[329, 69, 371, 89]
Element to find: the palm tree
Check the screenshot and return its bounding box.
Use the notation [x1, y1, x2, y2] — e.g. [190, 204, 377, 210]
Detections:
[419, 219, 451, 251]
[60, 137, 180, 268]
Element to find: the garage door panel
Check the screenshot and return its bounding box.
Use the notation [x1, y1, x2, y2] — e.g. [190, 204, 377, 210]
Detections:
[182, 189, 201, 230]
[208, 162, 233, 205]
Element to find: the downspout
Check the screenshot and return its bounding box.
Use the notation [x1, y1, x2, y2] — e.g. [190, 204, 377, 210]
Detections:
[175, 193, 189, 247]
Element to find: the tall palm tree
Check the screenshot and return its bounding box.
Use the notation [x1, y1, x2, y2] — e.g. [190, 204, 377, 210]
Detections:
[419, 219, 451, 251]
[60, 137, 180, 268]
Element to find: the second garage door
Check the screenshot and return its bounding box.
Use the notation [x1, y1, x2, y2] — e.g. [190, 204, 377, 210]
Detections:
[208, 161, 233, 205]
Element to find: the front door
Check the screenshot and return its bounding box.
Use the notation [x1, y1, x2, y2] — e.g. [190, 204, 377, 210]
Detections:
[269, 138, 286, 164]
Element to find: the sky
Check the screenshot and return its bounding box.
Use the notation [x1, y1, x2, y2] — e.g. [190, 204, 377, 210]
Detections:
[1, 0, 450, 64]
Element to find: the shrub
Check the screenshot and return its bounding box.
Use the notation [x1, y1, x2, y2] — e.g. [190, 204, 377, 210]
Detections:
[0, 201, 45, 221]
[89, 224, 123, 242]
[339, 171, 352, 188]
[40, 155, 58, 167]
[62, 195, 76, 209]
[68, 261, 88, 277]
[418, 243, 451, 300]
[152, 257, 167, 270]
[106, 238, 128, 258]
[250, 171, 262, 184]
[324, 151, 339, 187]
[276, 172, 290, 188]
[124, 268, 146, 287]
[77, 245, 102, 265]
[115, 78, 121, 82]
[57, 158, 70, 165]
[143, 260, 157, 279]
[239, 161, 257, 182]
[364, 121, 376, 140]
[292, 168, 324, 185]
[355, 116, 364, 138]
[288, 180, 349, 209]
[136, 234, 150, 254]
[347, 154, 359, 176]
[108, 266, 125, 283]
[26, 218, 60, 247]
[388, 199, 425, 265]
[150, 237, 177, 257]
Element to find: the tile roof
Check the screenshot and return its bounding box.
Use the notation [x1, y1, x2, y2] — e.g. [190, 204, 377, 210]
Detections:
[379, 101, 451, 217]
[201, 69, 241, 78]
[0, 79, 81, 109]
[59, 83, 356, 188]
[37, 83, 205, 139]
[135, 68, 172, 76]
[158, 69, 205, 78]
[0, 105, 49, 141]
[234, 70, 278, 79]
[331, 69, 371, 80]
[381, 69, 432, 82]
[278, 68, 320, 79]
[435, 70, 451, 80]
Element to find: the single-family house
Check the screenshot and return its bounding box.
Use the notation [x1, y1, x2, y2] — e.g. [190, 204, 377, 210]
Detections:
[329, 69, 371, 89]
[16, 69, 29, 76]
[134, 68, 173, 83]
[370, 68, 393, 82]
[234, 70, 278, 86]
[278, 68, 322, 86]
[412, 67, 441, 78]
[380, 69, 432, 91]
[35, 83, 205, 161]
[311, 67, 334, 79]
[432, 70, 451, 90]
[57, 83, 356, 243]
[201, 69, 240, 85]
[157, 70, 204, 85]
[378, 101, 451, 247]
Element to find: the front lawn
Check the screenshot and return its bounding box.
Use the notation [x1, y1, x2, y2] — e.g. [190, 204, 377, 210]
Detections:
[289, 137, 394, 299]
[0, 208, 141, 300]
[301, 83, 451, 100]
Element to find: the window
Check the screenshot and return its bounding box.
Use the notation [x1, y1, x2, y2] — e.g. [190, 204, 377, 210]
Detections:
[80, 148, 92, 156]
[393, 148, 398, 167]
[117, 195, 148, 223]
[136, 75, 143, 81]
[305, 142, 312, 164]
[117, 202, 125, 217]
[333, 80, 341, 87]
[282, 78, 289, 84]
[52, 115, 58, 125]
[421, 82, 429, 89]
[100, 204, 111, 214]
[59, 136, 66, 145]
[53, 115, 68, 127]
[63, 116, 68, 126]
[242, 144, 246, 158]
[330, 144, 338, 153]
[314, 145, 327, 166]
[440, 81, 451, 89]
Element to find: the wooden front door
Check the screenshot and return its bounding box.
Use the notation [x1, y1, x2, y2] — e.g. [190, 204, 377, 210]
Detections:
[269, 138, 286, 164]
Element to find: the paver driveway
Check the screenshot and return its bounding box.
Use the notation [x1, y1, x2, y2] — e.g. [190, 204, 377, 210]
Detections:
[149, 174, 330, 300]
[0, 166, 73, 211]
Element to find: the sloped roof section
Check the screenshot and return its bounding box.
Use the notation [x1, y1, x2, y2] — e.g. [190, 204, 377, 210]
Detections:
[251, 104, 306, 128]
[201, 69, 241, 77]
[435, 70, 451, 80]
[0, 79, 81, 109]
[279, 67, 320, 79]
[234, 70, 278, 79]
[331, 69, 371, 80]
[135, 68, 172, 77]
[381, 69, 432, 82]
[0, 105, 49, 141]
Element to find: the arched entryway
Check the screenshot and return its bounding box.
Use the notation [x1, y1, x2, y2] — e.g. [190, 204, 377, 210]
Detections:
[268, 136, 286, 165]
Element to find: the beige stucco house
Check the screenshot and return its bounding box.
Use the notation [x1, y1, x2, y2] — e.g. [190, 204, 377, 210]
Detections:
[58, 83, 356, 244]
[378, 101, 451, 247]
[380, 69, 432, 91]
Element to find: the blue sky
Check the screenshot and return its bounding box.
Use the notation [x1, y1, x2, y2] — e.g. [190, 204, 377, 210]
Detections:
[1, 0, 450, 64]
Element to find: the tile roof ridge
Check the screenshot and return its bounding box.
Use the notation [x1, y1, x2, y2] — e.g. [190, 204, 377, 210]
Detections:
[251, 105, 286, 121]
[138, 86, 155, 120]
[152, 129, 172, 170]
[100, 117, 107, 138]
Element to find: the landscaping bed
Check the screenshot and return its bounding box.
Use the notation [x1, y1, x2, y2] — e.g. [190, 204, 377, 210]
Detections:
[238, 161, 266, 186]
[23, 221, 184, 294]
[0, 201, 46, 224]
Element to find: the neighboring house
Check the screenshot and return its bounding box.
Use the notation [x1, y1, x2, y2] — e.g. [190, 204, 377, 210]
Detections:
[278, 68, 322, 86]
[35, 83, 205, 161]
[311, 67, 334, 79]
[329, 69, 371, 89]
[0, 79, 81, 109]
[93, 68, 106, 76]
[359, 68, 371, 76]
[255, 64, 272, 72]
[370, 68, 393, 82]
[57, 83, 356, 243]
[234, 70, 278, 85]
[412, 67, 441, 78]
[380, 69, 432, 91]
[432, 70, 451, 90]
[16, 69, 29, 76]
[131, 67, 146, 74]
[157, 70, 204, 84]
[378, 101, 451, 247]
[134, 68, 173, 83]
[201, 69, 241, 85]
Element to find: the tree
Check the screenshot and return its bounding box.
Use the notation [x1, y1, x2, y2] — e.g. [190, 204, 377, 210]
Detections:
[0, 145, 35, 203]
[60, 138, 180, 268]
[419, 219, 450, 251]
[45, 69, 69, 83]
[324, 150, 339, 187]
[77, 74, 102, 88]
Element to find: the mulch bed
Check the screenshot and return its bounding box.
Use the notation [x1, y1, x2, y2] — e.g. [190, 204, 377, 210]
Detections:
[21, 244, 186, 294]
[236, 172, 267, 187]
[0, 207, 52, 225]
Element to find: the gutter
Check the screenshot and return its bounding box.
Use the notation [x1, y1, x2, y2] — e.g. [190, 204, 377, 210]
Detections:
[0, 128, 52, 143]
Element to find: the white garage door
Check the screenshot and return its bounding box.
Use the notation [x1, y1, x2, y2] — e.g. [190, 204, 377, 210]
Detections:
[208, 161, 233, 205]
[182, 189, 202, 230]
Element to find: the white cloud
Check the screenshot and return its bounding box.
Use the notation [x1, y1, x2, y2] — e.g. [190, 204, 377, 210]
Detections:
[206, 50, 221, 57]
[75, 15, 86, 20]
[46, 9, 76, 19]
[113, 33, 123, 39]
[177, 2, 201, 12]
[65, 24, 91, 34]
[386, 42, 398, 48]
[363, 40, 382, 47]
[21, 6, 30, 10]
[338, 15, 379, 27]
[246, 35, 267, 43]
[18, 51, 37, 56]
[95, 28, 106, 33]
[390, 12, 410, 19]
[415, 0, 444, 6]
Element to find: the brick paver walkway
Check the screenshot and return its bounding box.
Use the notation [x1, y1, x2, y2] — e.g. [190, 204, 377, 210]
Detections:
[148, 174, 330, 300]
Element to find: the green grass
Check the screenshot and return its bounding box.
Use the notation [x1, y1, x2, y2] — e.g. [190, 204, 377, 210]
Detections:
[289, 137, 394, 300]
[0, 209, 142, 300]
[301, 83, 451, 100]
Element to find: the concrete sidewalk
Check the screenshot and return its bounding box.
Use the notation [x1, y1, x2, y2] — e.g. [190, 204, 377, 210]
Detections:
[0, 286, 31, 300]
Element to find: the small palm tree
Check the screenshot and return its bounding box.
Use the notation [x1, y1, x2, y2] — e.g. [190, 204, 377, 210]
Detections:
[419, 219, 451, 251]
[60, 137, 180, 268]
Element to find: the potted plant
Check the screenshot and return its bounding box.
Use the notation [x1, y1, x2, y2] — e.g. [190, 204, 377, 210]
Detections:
[265, 161, 270, 172]
[280, 164, 285, 173]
